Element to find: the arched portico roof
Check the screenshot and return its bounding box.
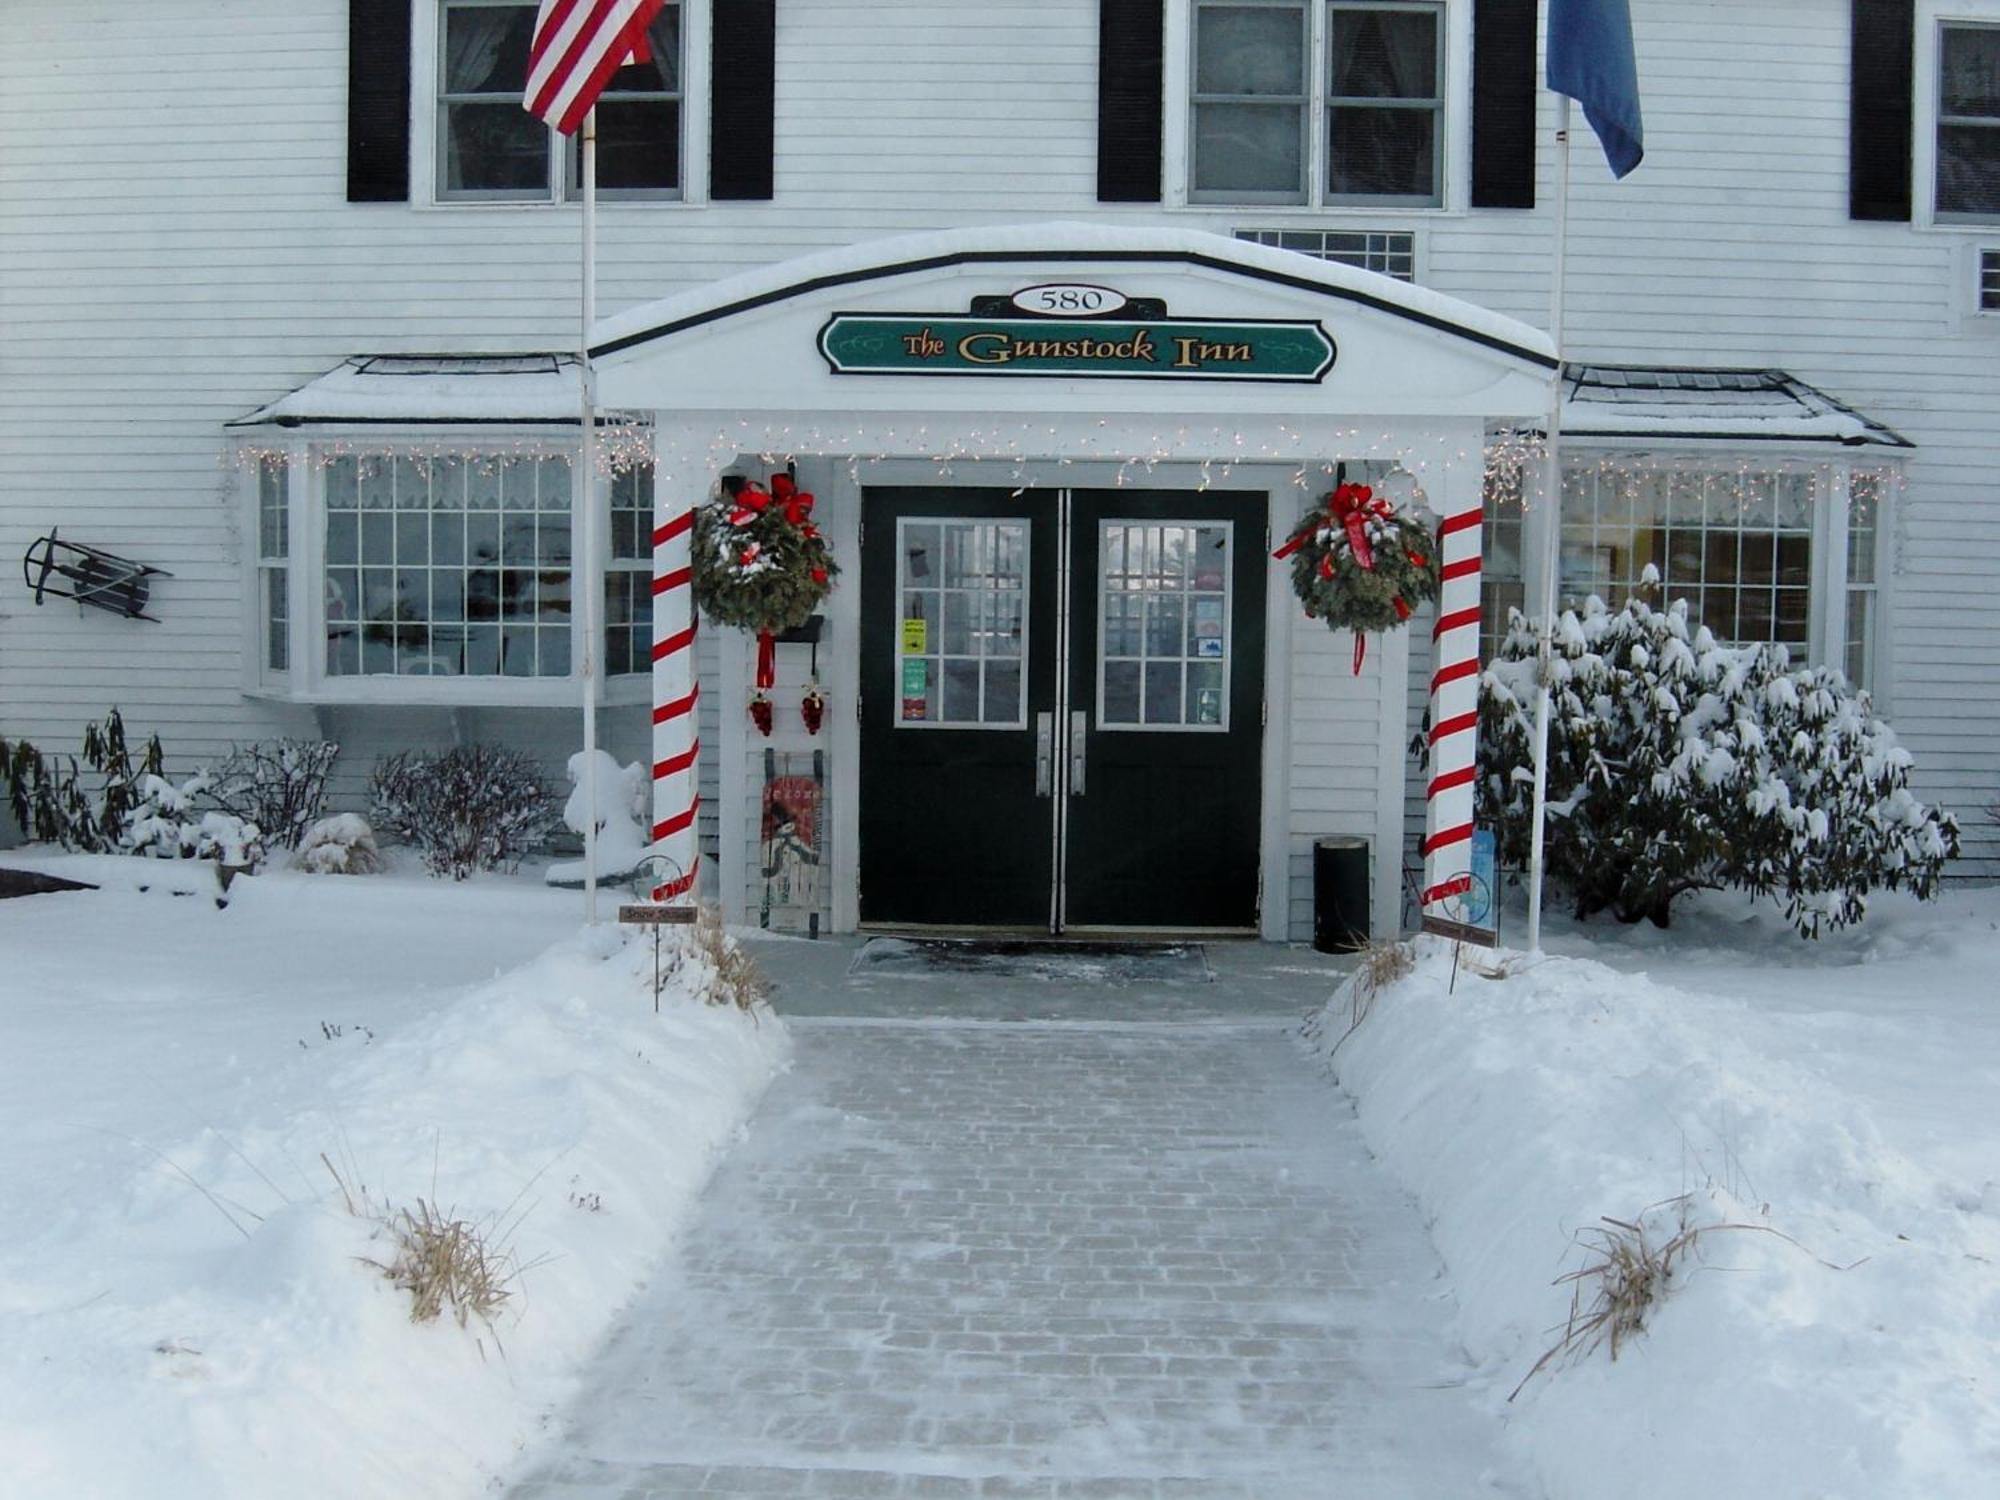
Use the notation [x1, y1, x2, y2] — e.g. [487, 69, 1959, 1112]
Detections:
[591, 221, 1557, 372]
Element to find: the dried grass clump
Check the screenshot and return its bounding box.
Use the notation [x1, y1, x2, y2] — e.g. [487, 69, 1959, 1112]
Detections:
[683, 904, 770, 1012]
[1319, 939, 1414, 1059]
[375, 1199, 520, 1329]
[324, 1154, 536, 1339]
[1511, 1195, 1845, 1401]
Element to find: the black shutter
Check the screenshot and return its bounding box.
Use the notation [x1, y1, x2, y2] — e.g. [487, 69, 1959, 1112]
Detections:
[1470, 0, 1536, 209]
[1850, 0, 1914, 221]
[1098, 0, 1164, 203]
[712, 0, 777, 200]
[346, 0, 412, 203]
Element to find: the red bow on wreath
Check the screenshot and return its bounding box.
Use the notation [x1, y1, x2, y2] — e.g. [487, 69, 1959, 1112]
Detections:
[728, 484, 771, 528]
[1273, 482, 1428, 674]
[770, 473, 816, 529]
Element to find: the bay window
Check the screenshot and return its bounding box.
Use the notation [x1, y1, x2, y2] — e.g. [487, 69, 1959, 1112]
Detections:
[1483, 455, 1893, 691]
[249, 442, 655, 701]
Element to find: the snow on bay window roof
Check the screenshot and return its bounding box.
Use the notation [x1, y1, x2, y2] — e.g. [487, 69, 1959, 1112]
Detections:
[1546, 365, 1913, 449]
[228, 354, 641, 428]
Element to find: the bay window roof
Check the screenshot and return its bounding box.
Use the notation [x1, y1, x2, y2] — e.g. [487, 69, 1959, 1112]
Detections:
[228, 354, 623, 427]
[1548, 365, 1914, 449]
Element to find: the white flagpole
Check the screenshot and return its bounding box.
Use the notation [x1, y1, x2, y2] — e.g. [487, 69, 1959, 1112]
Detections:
[1525, 93, 1573, 954]
[579, 106, 602, 925]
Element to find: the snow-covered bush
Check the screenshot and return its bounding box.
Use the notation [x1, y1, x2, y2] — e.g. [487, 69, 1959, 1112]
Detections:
[1479, 595, 1959, 935]
[369, 745, 560, 880]
[121, 772, 266, 868]
[294, 813, 382, 875]
[545, 750, 649, 884]
[203, 739, 340, 850]
[2, 708, 164, 850]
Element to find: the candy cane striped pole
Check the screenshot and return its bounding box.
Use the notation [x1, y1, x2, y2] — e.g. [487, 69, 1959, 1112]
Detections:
[650, 494, 700, 905]
[1421, 502, 1483, 922]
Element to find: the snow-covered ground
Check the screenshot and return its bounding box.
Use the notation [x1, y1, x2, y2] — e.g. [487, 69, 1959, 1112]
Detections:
[1312, 885, 2000, 1500]
[0, 855, 788, 1500]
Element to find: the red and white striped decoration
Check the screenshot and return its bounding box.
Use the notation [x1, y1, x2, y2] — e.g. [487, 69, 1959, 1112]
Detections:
[650, 493, 700, 904]
[525, 0, 665, 136]
[1421, 502, 1484, 921]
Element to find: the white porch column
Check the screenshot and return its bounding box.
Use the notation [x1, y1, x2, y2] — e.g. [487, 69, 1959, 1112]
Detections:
[648, 427, 702, 904]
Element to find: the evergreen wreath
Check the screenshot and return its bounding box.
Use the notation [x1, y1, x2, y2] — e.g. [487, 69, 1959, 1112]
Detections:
[692, 472, 838, 636]
[1273, 481, 1440, 671]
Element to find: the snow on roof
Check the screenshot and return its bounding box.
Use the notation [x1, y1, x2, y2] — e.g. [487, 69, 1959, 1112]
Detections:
[1549, 365, 1913, 449]
[588, 220, 1560, 370]
[228, 354, 591, 427]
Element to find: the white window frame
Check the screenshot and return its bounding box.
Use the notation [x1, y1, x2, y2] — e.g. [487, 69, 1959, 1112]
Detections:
[1914, 5, 2000, 228]
[239, 432, 653, 707]
[412, 0, 711, 208]
[1095, 517, 1235, 734]
[1166, 0, 1469, 214]
[890, 516, 1032, 731]
[1510, 449, 1896, 699]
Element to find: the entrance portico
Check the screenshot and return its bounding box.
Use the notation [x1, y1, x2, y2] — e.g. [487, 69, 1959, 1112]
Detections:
[591, 223, 1554, 940]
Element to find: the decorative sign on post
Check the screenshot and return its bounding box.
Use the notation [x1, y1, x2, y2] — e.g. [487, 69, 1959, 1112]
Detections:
[819, 314, 1335, 383]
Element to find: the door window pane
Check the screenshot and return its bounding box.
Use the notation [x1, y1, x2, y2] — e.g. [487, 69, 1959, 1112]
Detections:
[1098, 522, 1231, 730]
[896, 518, 1029, 728]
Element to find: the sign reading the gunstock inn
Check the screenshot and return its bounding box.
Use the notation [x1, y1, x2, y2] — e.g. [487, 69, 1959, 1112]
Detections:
[818, 303, 1336, 383]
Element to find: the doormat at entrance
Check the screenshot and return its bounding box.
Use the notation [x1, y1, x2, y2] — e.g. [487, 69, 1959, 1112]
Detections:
[849, 938, 1212, 985]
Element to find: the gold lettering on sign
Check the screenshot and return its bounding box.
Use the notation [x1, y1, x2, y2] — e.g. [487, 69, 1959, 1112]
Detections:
[955, 328, 1160, 366]
[1171, 338, 1255, 369]
[902, 326, 947, 358]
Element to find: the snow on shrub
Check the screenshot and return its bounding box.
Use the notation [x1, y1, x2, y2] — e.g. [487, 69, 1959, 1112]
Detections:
[294, 813, 383, 875]
[120, 771, 266, 868]
[1479, 593, 1959, 935]
[369, 745, 561, 880]
[203, 738, 340, 850]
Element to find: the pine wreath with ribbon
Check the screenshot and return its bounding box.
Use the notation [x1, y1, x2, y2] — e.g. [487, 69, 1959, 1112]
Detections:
[693, 473, 839, 690]
[1273, 482, 1440, 672]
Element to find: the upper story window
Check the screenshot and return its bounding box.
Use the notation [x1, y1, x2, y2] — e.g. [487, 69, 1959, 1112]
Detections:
[1938, 21, 2000, 220]
[438, 0, 682, 202]
[1190, 0, 1444, 207]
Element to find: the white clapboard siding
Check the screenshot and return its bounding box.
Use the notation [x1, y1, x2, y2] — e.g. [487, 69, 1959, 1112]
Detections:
[2, 0, 1996, 885]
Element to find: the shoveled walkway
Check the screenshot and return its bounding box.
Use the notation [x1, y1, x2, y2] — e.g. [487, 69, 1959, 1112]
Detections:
[510, 944, 1529, 1499]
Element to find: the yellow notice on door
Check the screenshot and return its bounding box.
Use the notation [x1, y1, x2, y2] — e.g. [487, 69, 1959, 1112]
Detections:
[901, 618, 927, 653]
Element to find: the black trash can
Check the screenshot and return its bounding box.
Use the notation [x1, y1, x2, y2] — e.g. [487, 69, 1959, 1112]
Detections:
[1313, 836, 1370, 954]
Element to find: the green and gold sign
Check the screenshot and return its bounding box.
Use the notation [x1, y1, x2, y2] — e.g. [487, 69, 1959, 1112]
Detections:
[818, 315, 1336, 383]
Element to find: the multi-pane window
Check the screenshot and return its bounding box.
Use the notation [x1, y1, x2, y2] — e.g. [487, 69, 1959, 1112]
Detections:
[895, 521, 1028, 728]
[1236, 227, 1417, 279]
[1938, 23, 2000, 220]
[258, 457, 289, 673]
[606, 464, 654, 676]
[1558, 467, 1815, 654]
[323, 454, 574, 678]
[1190, 1, 1444, 206]
[1980, 247, 2000, 309]
[1099, 523, 1232, 730]
[438, 0, 681, 201]
[1479, 468, 1526, 655]
[1846, 474, 1882, 688]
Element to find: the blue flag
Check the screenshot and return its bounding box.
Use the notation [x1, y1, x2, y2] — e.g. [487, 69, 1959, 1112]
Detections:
[1547, 0, 1643, 178]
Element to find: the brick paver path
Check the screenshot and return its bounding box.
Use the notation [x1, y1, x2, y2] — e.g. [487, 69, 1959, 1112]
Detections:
[512, 1018, 1527, 1498]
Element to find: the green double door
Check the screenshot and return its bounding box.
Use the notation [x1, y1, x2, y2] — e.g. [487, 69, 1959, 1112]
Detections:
[858, 487, 1265, 932]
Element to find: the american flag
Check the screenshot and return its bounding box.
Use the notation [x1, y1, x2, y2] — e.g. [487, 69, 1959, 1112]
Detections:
[525, 0, 666, 136]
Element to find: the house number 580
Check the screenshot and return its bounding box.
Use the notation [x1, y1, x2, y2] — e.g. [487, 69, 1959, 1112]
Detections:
[1011, 284, 1128, 316]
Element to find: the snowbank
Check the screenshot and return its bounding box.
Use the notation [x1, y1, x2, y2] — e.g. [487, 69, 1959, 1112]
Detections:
[1310, 929, 2000, 1500]
[0, 875, 789, 1500]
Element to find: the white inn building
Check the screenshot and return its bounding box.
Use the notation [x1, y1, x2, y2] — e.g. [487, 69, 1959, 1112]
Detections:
[2, 0, 1996, 936]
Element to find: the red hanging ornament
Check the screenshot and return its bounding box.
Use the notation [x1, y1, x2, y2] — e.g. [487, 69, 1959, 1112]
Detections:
[749, 691, 773, 737]
[801, 681, 825, 736]
[754, 628, 777, 690]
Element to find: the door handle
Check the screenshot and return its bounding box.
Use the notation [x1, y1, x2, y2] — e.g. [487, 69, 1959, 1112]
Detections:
[1035, 711, 1054, 797]
[1069, 709, 1088, 796]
